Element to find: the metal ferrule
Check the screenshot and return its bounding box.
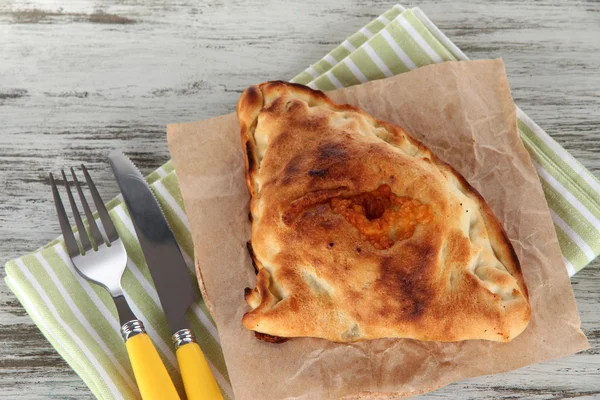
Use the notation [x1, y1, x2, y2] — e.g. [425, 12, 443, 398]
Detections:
[121, 320, 146, 341]
[172, 328, 197, 350]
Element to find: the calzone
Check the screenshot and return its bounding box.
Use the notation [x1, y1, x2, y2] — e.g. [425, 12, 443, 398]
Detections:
[238, 81, 531, 343]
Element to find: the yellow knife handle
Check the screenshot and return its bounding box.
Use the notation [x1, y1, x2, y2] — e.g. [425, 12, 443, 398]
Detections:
[122, 320, 181, 400]
[173, 329, 223, 400]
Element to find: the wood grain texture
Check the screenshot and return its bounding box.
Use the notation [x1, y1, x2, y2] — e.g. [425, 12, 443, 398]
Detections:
[0, 0, 598, 398]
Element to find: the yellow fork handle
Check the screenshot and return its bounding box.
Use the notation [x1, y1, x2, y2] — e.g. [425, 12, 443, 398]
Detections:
[176, 341, 223, 400]
[125, 333, 181, 400]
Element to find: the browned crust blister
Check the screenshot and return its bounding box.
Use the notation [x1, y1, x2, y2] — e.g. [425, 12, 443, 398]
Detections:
[237, 81, 530, 344]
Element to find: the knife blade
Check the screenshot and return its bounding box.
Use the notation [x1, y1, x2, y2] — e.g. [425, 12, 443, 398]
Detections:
[108, 151, 223, 400]
[108, 151, 195, 335]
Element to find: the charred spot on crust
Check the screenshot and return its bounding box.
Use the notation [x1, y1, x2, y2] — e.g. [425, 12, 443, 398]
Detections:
[317, 142, 347, 161]
[245, 141, 255, 172]
[246, 241, 258, 273]
[317, 215, 335, 230]
[376, 249, 434, 321]
[254, 331, 289, 343]
[308, 169, 327, 177]
[282, 154, 302, 185]
[244, 287, 252, 298]
[248, 212, 253, 222]
[244, 85, 261, 108]
[411, 302, 424, 318]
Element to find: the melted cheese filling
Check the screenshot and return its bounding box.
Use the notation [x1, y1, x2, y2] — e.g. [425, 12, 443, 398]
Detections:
[330, 185, 432, 249]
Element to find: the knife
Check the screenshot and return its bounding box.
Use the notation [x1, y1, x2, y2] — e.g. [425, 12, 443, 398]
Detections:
[108, 151, 223, 400]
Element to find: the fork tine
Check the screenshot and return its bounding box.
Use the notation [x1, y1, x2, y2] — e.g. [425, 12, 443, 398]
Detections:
[49, 173, 81, 257]
[61, 170, 92, 253]
[71, 167, 105, 247]
[81, 164, 120, 242]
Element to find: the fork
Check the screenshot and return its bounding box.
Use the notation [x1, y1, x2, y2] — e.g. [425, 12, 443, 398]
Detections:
[50, 165, 181, 400]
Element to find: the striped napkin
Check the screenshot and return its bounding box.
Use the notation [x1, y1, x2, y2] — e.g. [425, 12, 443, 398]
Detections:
[5, 4, 599, 399]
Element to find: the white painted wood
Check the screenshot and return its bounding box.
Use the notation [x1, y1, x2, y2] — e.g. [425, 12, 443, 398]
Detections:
[0, 0, 598, 398]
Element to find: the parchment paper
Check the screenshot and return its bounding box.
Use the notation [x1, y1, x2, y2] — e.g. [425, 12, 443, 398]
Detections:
[167, 60, 589, 399]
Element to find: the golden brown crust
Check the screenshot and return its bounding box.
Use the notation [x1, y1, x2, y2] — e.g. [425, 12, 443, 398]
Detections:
[237, 81, 530, 343]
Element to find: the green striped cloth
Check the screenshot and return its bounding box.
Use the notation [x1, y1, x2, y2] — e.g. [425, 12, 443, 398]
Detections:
[4, 4, 599, 399]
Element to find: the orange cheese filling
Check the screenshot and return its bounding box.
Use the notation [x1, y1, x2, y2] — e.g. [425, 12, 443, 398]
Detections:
[330, 185, 432, 249]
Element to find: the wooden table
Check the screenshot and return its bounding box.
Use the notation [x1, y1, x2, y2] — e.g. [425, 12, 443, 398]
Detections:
[1, 0, 598, 398]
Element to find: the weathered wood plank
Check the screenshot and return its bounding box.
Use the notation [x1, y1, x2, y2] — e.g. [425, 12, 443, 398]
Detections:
[1, 0, 598, 398]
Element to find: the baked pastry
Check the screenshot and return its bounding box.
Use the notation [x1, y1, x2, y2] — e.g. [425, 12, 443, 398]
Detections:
[237, 81, 530, 343]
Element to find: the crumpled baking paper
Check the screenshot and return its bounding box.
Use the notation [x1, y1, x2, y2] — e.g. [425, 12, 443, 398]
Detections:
[167, 60, 589, 399]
